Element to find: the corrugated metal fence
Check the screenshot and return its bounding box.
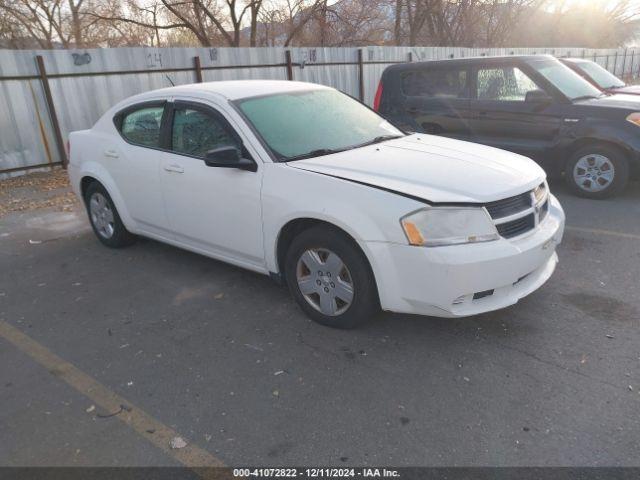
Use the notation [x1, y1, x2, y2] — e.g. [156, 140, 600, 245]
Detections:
[2, 45, 640, 175]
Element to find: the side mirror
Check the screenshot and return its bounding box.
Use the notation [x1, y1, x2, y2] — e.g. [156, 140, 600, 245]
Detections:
[204, 146, 256, 172]
[525, 89, 552, 104]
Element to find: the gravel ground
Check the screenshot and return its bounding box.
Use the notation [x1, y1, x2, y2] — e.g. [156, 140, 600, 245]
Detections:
[0, 168, 77, 218]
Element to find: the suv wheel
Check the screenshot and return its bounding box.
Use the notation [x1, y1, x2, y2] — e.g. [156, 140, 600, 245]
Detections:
[565, 145, 629, 199]
[84, 182, 136, 248]
[285, 226, 379, 329]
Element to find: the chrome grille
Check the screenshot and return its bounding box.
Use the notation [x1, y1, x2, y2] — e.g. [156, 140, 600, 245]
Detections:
[484, 182, 549, 240]
[496, 213, 535, 239]
[484, 192, 532, 219]
[539, 199, 549, 221]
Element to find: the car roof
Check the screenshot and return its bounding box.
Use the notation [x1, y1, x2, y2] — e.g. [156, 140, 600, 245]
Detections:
[383, 54, 557, 74]
[559, 58, 590, 64]
[126, 80, 331, 103]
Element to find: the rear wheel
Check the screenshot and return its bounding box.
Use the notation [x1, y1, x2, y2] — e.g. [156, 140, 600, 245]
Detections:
[285, 226, 379, 329]
[84, 182, 136, 248]
[565, 145, 629, 199]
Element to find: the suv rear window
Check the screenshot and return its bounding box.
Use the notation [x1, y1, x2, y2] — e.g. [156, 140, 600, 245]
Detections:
[401, 69, 468, 99]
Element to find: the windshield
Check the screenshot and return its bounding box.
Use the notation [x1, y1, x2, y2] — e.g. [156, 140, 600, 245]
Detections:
[574, 61, 625, 89]
[529, 59, 603, 101]
[236, 89, 403, 161]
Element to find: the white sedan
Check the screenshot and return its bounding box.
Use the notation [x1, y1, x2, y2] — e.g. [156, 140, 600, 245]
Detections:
[68, 80, 565, 328]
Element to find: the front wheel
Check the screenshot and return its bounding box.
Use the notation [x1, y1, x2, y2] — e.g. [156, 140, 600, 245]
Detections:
[285, 226, 379, 329]
[565, 145, 629, 199]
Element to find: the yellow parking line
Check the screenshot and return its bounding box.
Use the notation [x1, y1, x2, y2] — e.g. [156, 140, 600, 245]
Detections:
[566, 225, 640, 241]
[0, 320, 225, 472]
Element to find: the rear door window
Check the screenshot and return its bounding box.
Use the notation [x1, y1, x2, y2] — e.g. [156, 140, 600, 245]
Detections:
[401, 69, 468, 99]
[120, 105, 165, 147]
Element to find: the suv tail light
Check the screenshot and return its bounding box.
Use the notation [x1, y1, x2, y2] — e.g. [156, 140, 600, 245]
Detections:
[373, 81, 383, 111]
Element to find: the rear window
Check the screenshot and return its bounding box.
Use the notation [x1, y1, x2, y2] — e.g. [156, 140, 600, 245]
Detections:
[401, 69, 468, 99]
[119, 105, 164, 148]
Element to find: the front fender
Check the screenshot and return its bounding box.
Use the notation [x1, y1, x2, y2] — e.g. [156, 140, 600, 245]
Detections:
[562, 119, 640, 167]
[261, 164, 423, 274]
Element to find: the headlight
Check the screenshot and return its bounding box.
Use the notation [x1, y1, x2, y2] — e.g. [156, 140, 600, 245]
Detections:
[400, 207, 499, 247]
[626, 112, 640, 127]
[533, 181, 548, 205]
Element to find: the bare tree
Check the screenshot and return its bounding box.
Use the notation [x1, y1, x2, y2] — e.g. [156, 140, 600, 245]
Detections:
[90, 0, 266, 47]
[0, 0, 62, 48]
[260, 0, 325, 46]
[1, 0, 639, 49]
[510, 0, 640, 47]
[319, 0, 392, 46]
[394, 0, 548, 47]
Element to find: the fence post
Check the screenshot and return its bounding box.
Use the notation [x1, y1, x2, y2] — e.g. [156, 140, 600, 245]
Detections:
[621, 48, 628, 80]
[613, 51, 618, 75]
[35, 55, 67, 168]
[630, 51, 635, 81]
[408, 52, 413, 62]
[193, 56, 203, 83]
[285, 50, 293, 81]
[357, 48, 364, 103]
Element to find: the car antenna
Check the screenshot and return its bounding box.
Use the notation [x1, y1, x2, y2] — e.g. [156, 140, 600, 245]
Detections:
[165, 74, 175, 87]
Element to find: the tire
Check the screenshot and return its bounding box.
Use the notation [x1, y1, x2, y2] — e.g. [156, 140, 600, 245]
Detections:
[284, 225, 379, 329]
[565, 144, 629, 199]
[84, 182, 136, 248]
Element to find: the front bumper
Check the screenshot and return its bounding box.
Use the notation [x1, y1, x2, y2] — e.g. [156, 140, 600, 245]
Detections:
[367, 194, 565, 317]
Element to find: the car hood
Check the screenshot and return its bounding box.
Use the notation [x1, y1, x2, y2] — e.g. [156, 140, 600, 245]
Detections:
[287, 134, 545, 203]
[576, 93, 640, 110]
[610, 85, 640, 96]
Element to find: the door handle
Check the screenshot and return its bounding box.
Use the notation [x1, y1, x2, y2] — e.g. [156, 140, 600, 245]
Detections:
[104, 149, 119, 158]
[407, 107, 419, 114]
[164, 164, 184, 174]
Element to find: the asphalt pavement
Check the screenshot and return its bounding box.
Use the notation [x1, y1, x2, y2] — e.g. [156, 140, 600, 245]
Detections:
[1, 176, 639, 467]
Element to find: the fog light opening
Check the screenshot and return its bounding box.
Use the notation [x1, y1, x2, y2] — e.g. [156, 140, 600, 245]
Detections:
[473, 289, 494, 300]
[452, 295, 467, 305]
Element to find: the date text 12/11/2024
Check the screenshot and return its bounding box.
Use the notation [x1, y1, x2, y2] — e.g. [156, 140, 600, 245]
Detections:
[233, 468, 401, 478]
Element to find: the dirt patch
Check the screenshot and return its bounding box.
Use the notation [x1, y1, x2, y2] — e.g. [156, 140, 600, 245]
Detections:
[562, 234, 603, 253]
[0, 168, 78, 217]
[562, 292, 638, 323]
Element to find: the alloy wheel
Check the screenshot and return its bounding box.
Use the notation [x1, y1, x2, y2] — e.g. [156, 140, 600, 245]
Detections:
[573, 154, 615, 193]
[89, 192, 115, 239]
[296, 248, 354, 316]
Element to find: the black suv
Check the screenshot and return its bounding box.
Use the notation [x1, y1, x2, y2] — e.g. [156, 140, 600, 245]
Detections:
[375, 55, 640, 198]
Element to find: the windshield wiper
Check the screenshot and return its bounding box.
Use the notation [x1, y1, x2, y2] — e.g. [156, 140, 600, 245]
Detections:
[285, 148, 345, 162]
[284, 135, 404, 162]
[351, 134, 405, 149]
[572, 95, 600, 102]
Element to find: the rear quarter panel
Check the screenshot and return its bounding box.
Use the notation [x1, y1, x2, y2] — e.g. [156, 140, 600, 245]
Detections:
[68, 128, 137, 230]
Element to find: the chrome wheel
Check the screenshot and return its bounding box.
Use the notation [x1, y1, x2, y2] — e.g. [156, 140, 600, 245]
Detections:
[89, 192, 115, 239]
[573, 154, 615, 193]
[296, 248, 354, 316]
